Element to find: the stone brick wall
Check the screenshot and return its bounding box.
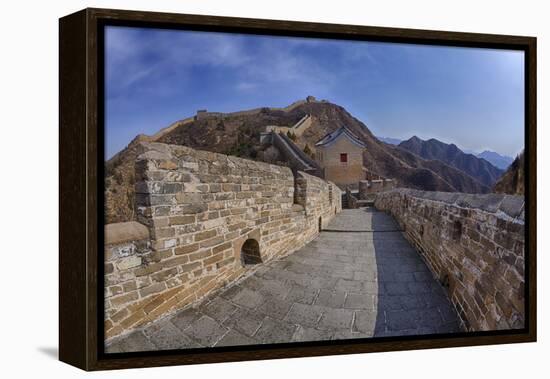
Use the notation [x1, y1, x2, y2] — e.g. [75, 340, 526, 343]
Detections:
[358, 179, 395, 200]
[104, 222, 153, 338]
[104, 142, 341, 340]
[345, 188, 359, 209]
[187, 98, 315, 125]
[295, 171, 342, 229]
[292, 114, 313, 137]
[374, 189, 525, 332]
[271, 132, 322, 178]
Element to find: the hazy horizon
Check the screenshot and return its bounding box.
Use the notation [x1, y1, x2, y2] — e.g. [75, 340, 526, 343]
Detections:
[105, 26, 525, 160]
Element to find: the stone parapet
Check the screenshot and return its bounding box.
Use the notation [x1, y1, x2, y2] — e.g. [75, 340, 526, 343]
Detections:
[358, 179, 395, 200]
[374, 189, 525, 331]
[295, 171, 342, 227]
[344, 188, 358, 209]
[104, 142, 341, 340]
[105, 221, 150, 245]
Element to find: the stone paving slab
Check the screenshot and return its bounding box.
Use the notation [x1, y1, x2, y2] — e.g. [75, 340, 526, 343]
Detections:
[325, 208, 402, 232]
[105, 208, 461, 353]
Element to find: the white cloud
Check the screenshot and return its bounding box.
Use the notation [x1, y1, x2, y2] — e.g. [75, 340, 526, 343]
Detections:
[105, 27, 378, 104]
[235, 81, 258, 91]
[106, 27, 255, 98]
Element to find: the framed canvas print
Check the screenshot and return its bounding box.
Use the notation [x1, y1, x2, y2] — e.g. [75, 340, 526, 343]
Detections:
[59, 8, 536, 371]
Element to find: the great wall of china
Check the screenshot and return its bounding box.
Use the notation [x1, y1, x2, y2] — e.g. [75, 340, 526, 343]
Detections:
[104, 142, 342, 339]
[104, 142, 524, 343]
[103, 96, 525, 344]
[147, 95, 321, 144]
[375, 189, 525, 331]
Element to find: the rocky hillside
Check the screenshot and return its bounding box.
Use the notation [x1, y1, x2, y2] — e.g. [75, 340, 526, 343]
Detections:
[494, 151, 525, 195]
[105, 99, 491, 223]
[398, 136, 503, 187]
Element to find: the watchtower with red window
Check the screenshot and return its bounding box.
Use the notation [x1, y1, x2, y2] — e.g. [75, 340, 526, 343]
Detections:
[314, 126, 367, 187]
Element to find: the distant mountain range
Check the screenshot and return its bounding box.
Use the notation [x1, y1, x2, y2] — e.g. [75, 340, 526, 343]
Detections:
[476, 151, 514, 170]
[377, 136, 514, 170]
[105, 100, 494, 223]
[377, 136, 403, 146]
[397, 136, 504, 187]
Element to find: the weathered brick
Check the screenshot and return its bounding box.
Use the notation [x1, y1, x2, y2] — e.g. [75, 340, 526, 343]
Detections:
[134, 262, 163, 277]
[122, 281, 137, 293]
[120, 309, 147, 329]
[212, 242, 233, 254]
[228, 222, 247, 232]
[108, 285, 123, 297]
[110, 308, 129, 323]
[116, 256, 142, 271]
[189, 249, 213, 262]
[143, 296, 165, 314]
[174, 243, 200, 255]
[215, 192, 235, 200]
[105, 263, 114, 274]
[163, 255, 190, 268]
[148, 249, 173, 262]
[175, 192, 203, 204]
[204, 252, 224, 266]
[180, 261, 202, 273]
[158, 160, 178, 170]
[161, 182, 183, 194]
[151, 267, 178, 282]
[200, 236, 225, 248]
[105, 319, 113, 330]
[209, 183, 221, 193]
[154, 227, 175, 239]
[194, 230, 217, 242]
[181, 204, 208, 214]
[222, 183, 240, 192]
[169, 215, 195, 225]
[216, 257, 236, 268]
[110, 291, 139, 307]
[139, 282, 166, 297]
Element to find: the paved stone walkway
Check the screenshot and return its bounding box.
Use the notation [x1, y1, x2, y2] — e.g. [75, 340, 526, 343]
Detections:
[106, 208, 461, 353]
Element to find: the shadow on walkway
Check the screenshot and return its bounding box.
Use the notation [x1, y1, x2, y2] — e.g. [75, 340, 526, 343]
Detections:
[370, 207, 461, 337]
[105, 208, 461, 353]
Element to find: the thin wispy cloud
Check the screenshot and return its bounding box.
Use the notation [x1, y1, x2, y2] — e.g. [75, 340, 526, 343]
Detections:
[105, 26, 524, 159]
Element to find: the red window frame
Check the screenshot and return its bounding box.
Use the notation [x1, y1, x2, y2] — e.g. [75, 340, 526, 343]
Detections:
[340, 153, 348, 163]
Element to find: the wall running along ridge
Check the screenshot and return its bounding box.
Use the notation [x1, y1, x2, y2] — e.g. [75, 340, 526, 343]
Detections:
[374, 189, 525, 331]
[271, 131, 322, 177]
[149, 97, 322, 143]
[265, 114, 313, 137]
[104, 142, 342, 340]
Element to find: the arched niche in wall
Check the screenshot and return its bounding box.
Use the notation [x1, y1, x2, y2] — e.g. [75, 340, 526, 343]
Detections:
[241, 238, 262, 265]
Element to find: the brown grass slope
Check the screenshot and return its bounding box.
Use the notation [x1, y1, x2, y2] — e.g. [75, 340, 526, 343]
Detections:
[493, 151, 525, 195]
[105, 100, 489, 223]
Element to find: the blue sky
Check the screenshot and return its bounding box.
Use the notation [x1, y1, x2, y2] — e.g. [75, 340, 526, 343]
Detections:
[105, 26, 524, 159]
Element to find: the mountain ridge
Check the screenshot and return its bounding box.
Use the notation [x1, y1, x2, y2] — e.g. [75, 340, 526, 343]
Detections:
[105, 99, 491, 223]
[477, 150, 514, 170]
[398, 136, 504, 187]
[377, 136, 514, 170]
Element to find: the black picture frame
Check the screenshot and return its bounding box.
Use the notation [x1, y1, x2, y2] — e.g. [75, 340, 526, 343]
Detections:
[59, 7, 536, 371]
